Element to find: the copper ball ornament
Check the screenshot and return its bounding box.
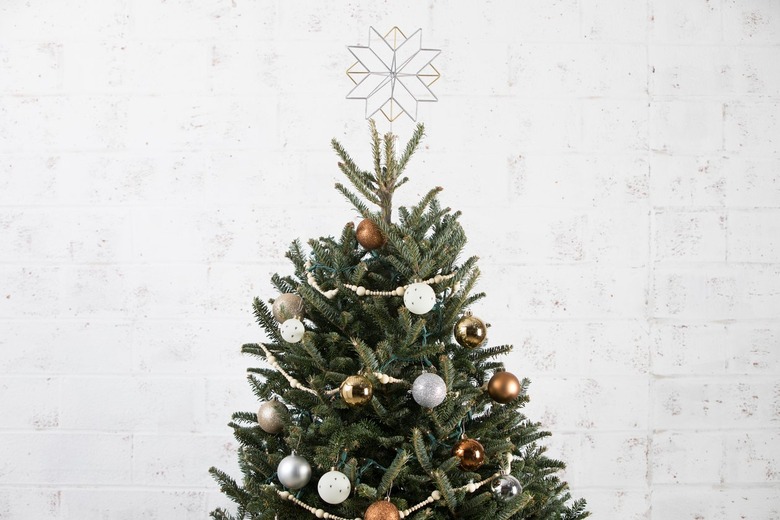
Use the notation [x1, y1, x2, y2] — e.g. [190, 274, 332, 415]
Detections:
[339, 375, 373, 407]
[272, 293, 304, 323]
[454, 313, 488, 348]
[488, 371, 521, 404]
[452, 438, 486, 471]
[356, 219, 386, 250]
[364, 500, 400, 520]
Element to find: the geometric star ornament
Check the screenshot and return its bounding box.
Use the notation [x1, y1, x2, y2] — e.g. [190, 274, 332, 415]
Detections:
[347, 27, 440, 122]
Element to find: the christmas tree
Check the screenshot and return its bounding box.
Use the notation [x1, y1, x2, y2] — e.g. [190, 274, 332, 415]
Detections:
[210, 121, 588, 520]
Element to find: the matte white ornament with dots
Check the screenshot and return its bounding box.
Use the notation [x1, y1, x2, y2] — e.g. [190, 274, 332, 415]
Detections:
[317, 469, 351, 505]
[280, 318, 305, 343]
[403, 283, 436, 315]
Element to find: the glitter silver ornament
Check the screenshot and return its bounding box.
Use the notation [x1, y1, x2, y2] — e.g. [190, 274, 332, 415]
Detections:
[277, 453, 312, 490]
[491, 474, 522, 501]
[272, 293, 304, 322]
[411, 372, 447, 409]
[256, 399, 288, 434]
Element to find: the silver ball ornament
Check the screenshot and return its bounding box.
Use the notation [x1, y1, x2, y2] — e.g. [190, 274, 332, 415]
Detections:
[317, 469, 351, 504]
[277, 453, 312, 490]
[280, 318, 305, 343]
[256, 400, 288, 434]
[411, 373, 447, 409]
[403, 282, 436, 315]
[491, 475, 522, 501]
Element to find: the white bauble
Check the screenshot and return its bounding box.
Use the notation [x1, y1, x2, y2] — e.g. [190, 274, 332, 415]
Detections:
[317, 469, 351, 505]
[277, 454, 311, 490]
[411, 372, 447, 409]
[280, 318, 305, 343]
[403, 283, 436, 315]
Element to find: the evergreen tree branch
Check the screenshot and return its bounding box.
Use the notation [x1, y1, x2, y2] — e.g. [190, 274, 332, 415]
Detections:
[411, 428, 434, 474]
[397, 122, 425, 175]
[376, 449, 411, 497]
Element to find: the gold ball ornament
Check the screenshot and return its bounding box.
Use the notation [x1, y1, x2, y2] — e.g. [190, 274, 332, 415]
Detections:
[488, 371, 522, 404]
[339, 375, 373, 406]
[364, 500, 400, 520]
[356, 219, 386, 250]
[452, 438, 486, 471]
[454, 313, 488, 348]
[272, 293, 304, 323]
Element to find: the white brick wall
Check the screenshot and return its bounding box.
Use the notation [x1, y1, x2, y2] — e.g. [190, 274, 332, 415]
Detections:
[1, 0, 778, 518]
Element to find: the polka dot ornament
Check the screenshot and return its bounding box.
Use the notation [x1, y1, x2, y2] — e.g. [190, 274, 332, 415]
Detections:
[317, 469, 351, 505]
[403, 282, 437, 315]
[280, 318, 305, 343]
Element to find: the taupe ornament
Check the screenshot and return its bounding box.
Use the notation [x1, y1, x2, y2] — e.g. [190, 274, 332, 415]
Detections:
[453, 312, 487, 348]
[256, 399, 288, 434]
[272, 293, 304, 322]
[356, 219, 386, 250]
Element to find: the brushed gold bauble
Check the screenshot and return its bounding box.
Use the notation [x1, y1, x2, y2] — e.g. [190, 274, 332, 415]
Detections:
[364, 500, 400, 520]
[356, 219, 386, 250]
[272, 293, 304, 323]
[488, 371, 521, 404]
[452, 438, 485, 471]
[454, 313, 487, 348]
[339, 375, 373, 406]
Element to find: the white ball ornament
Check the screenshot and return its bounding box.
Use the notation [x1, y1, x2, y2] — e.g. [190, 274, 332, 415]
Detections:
[280, 318, 305, 343]
[411, 373, 447, 408]
[317, 469, 351, 505]
[277, 453, 312, 490]
[403, 283, 436, 315]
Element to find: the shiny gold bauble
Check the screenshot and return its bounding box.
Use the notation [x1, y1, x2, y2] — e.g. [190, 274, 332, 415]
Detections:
[356, 219, 386, 250]
[454, 313, 487, 348]
[364, 500, 400, 520]
[339, 375, 374, 406]
[488, 371, 521, 404]
[452, 438, 486, 471]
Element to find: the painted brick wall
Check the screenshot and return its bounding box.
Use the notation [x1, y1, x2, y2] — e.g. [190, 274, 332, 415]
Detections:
[1, 1, 779, 518]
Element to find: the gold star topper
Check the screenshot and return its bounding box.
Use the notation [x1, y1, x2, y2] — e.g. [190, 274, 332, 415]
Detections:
[346, 27, 441, 122]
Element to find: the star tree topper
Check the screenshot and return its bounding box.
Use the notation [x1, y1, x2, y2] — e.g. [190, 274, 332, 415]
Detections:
[347, 27, 440, 122]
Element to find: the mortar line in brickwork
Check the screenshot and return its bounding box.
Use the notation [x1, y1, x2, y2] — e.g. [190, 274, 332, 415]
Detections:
[3, 259, 780, 267]
[0, 373, 243, 379]
[644, 0, 655, 514]
[5, 316, 780, 324]
[0, 483, 229, 491]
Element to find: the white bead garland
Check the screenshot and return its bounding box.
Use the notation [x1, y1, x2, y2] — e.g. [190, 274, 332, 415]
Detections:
[259, 343, 319, 397]
[271, 471, 500, 520]
[305, 261, 339, 299]
[305, 260, 457, 300]
[324, 371, 405, 396]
